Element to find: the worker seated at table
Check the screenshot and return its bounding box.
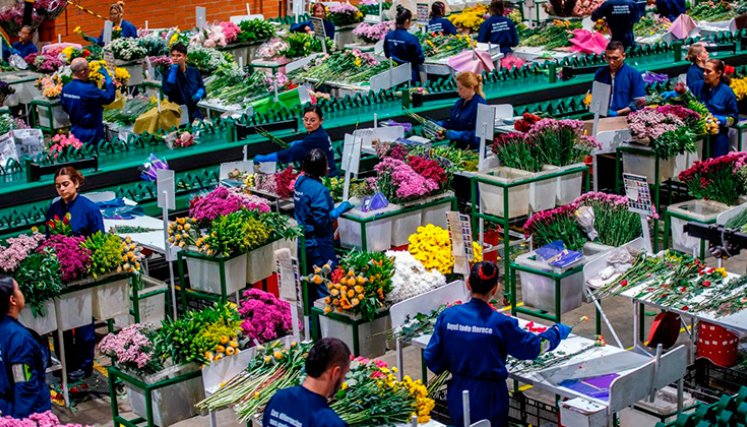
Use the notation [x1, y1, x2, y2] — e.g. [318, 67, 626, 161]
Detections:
[94, 2, 138, 46]
[477, 0, 519, 55]
[290, 3, 336, 39]
[384, 6, 425, 84]
[591, 0, 642, 49]
[424, 262, 571, 427]
[0, 274, 51, 419]
[647, 0, 685, 22]
[11, 26, 38, 59]
[689, 59, 738, 157]
[253, 105, 340, 177]
[593, 41, 645, 117]
[439, 71, 487, 149]
[162, 43, 206, 123]
[263, 338, 350, 427]
[427, 2, 457, 35]
[61, 58, 116, 146]
[686, 43, 708, 88]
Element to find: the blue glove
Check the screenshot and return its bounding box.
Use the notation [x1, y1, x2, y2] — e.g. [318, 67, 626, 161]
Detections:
[167, 64, 179, 84]
[445, 129, 471, 142]
[435, 120, 445, 127]
[330, 201, 353, 219]
[661, 91, 677, 100]
[554, 323, 572, 340]
[254, 152, 278, 163]
[289, 140, 303, 147]
[713, 114, 732, 126]
[100, 67, 112, 84]
[192, 88, 205, 103]
[607, 109, 618, 117]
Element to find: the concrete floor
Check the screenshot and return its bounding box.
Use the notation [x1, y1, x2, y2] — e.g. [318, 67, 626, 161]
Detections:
[54, 254, 747, 426]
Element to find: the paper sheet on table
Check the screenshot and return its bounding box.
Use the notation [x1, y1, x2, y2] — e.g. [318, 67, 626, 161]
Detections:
[104, 90, 125, 110]
[668, 15, 697, 39]
[447, 49, 495, 74]
[133, 101, 182, 134]
[569, 29, 608, 55]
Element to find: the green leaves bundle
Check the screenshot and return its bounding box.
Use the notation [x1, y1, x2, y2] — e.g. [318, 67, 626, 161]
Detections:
[14, 249, 62, 317]
[82, 231, 126, 279]
[237, 19, 276, 44]
[280, 33, 333, 58]
[491, 132, 542, 172]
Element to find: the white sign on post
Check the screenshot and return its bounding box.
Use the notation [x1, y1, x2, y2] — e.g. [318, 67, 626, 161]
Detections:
[446, 211, 474, 276]
[144, 56, 153, 79]
[623, 173, 654, 253]
[196, 6, 208, 29]
[416, 3, 429, 23]
[298, 84, 313, 105]
[102, 20, 113, 45]
[156, 169, 176, 210]
[292, 0, 305, 22]
[590, 81, 611, 116]
[341, 134, 363, 201]
[476, 104, 497, 172]
[179, 105, 190, 126]
[309, 17, 327, 54]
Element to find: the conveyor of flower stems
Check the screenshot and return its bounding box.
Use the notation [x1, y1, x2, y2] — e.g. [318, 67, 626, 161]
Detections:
[3, 33, 747, 238]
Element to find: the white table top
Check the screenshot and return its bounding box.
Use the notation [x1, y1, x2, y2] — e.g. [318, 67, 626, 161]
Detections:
[104, 215, 176, 256]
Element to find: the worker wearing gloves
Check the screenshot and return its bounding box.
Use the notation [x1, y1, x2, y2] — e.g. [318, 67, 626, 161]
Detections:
[94, 2, 138, 45]
[162, 43, 206, 123]
[427, 2, 457, 35]
[424, 262, 571, 427]
[686, 43, 708, 88]
[440, 71, 487, 149]
[647, 0, 686, 22]
[263, 338, 350, 427]
[254, 105, 339, 177]
[11, 26, 38, 59]
[477, 0, 519, 54]
[61, 58, 116, 146]
[591, 0, 641, 49]
[0, 274, 51, 419]
[293, 149, 352, 298]
[593, 41, 645, 117]
[384, 6, 425, 84]
[290, 3, 336, 39]
[689, 59, 738, 157]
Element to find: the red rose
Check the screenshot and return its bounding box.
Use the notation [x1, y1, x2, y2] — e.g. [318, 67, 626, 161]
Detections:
[682, 306, 689, 311]
[620, 279, 628, 287]
[703, 281, 711, 287]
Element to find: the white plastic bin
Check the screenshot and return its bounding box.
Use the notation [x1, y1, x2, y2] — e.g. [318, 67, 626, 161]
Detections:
[477, 167, 533, 219]
[57, 288, 93, 330]
[421, 200, 451, 229]
[19, 301, 57, 335]
[554, 163, 585, 206]
[315, 299, 389, 358]
[93, 277, 130, 320]
[186, 254, 247, 295]
[668, 199, 731, 257]
[390, 209, 423, 247]
[128, 363, 205, 426]
[338, 212, 393, 252]
[529, 169, 556, 213]
[247, 243, 275, 284]
[35, 101, 70, 129]
[133, 279, 168, 325]
[622, 151, 675, 183]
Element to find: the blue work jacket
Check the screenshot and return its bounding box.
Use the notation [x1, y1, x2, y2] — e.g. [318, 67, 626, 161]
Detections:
[593, 63, 646, 112]
[686, 64, 704, 89]
[11, 41, 37, 58]
[428, 17, 457, 35]
[443, 94, 487, 148]
[60, 79, 116, 146]
[46, 195, 105, 237]
[591, 0, 642, 48]
[477, 15, 519, 54]
[162, 65, 205, 122]
[384, 29, 425, 83]
[656, 0, 686, 21]
[263, 386, 346, 427]
[290, 19, 336, 39]
[277, 127, 339, 177]
[690, 80, 738, 157]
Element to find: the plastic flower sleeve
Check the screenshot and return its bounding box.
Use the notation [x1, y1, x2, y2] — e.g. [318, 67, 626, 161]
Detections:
[575, 205, 598, 241]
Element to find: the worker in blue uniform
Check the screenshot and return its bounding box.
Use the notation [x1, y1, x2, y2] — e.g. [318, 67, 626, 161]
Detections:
[384, 6, 425, 84]
[264, 338, 350, 427]
[61, 58, 116, 146]
[591, 0, 641, 49]
[477, 0, 519, 54]
[11, 26, 38, 59]
[686, 43, 708, 88]
[424, 262, 571, 427]
[254, 105, 339, 177]
[690, 59, 738, 157]
[162, 43, 205, 123]
[439, 71, 487, 149]
[292, 150, 352, 298]
[46, 167, 104, 382]
[428, 2, 457, 35]
[593, 41, 646, 117]
[648, 0, 685, 21]
[94, 2, 138, 45]
[290, 3, 336, 39]
[0, 274, 51, 418]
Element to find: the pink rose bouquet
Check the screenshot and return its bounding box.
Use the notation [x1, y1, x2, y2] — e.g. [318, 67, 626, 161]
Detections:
[238, 289, 293, 344]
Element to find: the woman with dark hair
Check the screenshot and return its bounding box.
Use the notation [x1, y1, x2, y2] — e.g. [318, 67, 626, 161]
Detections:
[427, 2, 457, 35]
[45, 166, 104, 382]
[384, 5, 425, 84]
[293, 149, 352, 298]
[424, 262, 571, 427]
[477, 0, 519, 54]
[254, 105, 339, 177]
[0, 274, 51, 418]
[689, 59, 738, 157]
[290, 3, 336, 39]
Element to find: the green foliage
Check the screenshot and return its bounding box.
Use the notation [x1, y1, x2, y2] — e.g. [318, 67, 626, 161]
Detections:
[14, 249, 63, 317]
[82, 231, 124, 279]
[237, 19, 276, 44]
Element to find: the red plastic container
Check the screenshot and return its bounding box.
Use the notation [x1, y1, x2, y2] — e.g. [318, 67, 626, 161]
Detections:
[697, 322, 739, 368]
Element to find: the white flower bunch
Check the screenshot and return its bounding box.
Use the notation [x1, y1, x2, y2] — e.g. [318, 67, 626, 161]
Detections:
[385, 250, 446, 304]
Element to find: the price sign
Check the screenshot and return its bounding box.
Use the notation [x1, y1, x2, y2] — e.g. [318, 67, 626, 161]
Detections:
[623, 173, 653, 216]
[447, 211, 474, 276]
[309, 17, 327, 53]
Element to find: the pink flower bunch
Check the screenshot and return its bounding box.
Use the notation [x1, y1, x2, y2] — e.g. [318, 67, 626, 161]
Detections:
[0, 410, 91, 427]
[219, 21, 241, 44]
[526, 118, 584, 136]
[48, 133, 83, 157]
[353, 21, 393, 43]
[0, 232, 45, 273]
[148, 55, 172, 68]
[98, 324, 162, 373]
[523, 204, 577, 236]
[264, 72, 289, 91]
[329, 3, 360, 14]
[575, 191, 628, 207]
[238, 289, 292, 344]
[678, 152, 747, 205]
[656, 104, 700, 123]
[26, 53, 64, 73]
[374, 157, 439, 201]
[37, 235, 90, 282]
[627, 108, 684, 140]
[189, 186, 270, 223]
[352, 49, 379, 66]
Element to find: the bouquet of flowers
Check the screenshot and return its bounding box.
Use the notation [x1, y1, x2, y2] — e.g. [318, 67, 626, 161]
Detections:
[0, 114, 16, 136]
[188, 46, 233, 75]
[280, 33, 334, 59]
[385, 250, 446, 304]
[491, 132, 542, 172]
[47, 133, 83, 157]
[353, 21, 394, 44]
[373, 156, 444, 203]
[731, 76, 747, 101]
[36, 74, 63, 99]
[527, 118, 599, 166]
[98, 323, 165, 374]
[448, 4, 489, 32]
[420, 33, 476, 59]
[196, 210, 271, 257]
[237, 19, 276, 44]
[167, 130, 196, 149]
[13, 249, 62, 317]
[523, 204, 587, 250]
[255, 38, 290, 59]
[254, 166, 298, 199]
[189, 186, 271, 224]
[292, 50, 392, 85]
[327, 3, 364, 26]
[679, 152, 747, 205]
[0, 410, 92, 427]
[37, 235, 91, 282]
[357, 0, 392, 15]
[514, 112, 543, 132]
[238, 289, 293, 344]
[0, 232, 45, 273]
[88, 60, 131, 88]
[409, 224, 483, 275]
[105, 37, 148, 61]
[575, 192, 642, 247]
[60, 46, 93, 64]
[25, 53, 64, 73]
[520, 20, 580, 49]
[627, 106, 698, 159]
[159, 304, 241, 365]
[82, 231, 143, 278]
